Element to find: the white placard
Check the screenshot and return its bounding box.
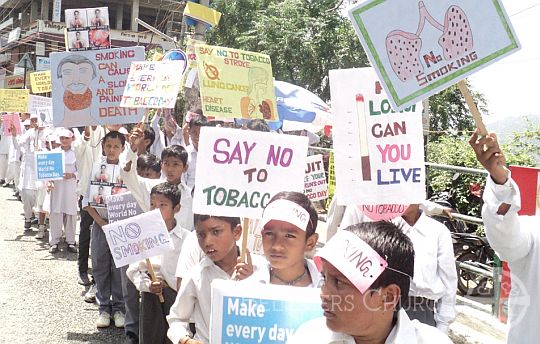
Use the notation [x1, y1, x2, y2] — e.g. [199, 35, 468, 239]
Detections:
[103, 209, 174, 268]
[193, 127, 308, 219]
[304, 154, 328, 201]
[330, 67, 425, 205]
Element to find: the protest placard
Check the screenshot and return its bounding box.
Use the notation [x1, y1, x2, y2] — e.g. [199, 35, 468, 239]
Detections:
[35, 106, 53, 126]
[103, 209, 174, 268]
[30, 71, 52, 93]
[210, 279, 323, 344]
[106, 192, 143, 223]
[50, 46, 145, 127]
[329, 67, 425, 205]
[120, 61, 185, 108]
[0, 89, 29, 112]
[34, 151, 64, 181]
[195, 43, 278, 121]
[88, 162, 127, 208]
[193, 127, 308, 219]
[348, 0, 520, 111]
[36, 57, 51, 71]
[1, 113, 21, 136]
[65, 7, 110, 51]
[28, 94, 52, 115]
[304, 154, 328, 201]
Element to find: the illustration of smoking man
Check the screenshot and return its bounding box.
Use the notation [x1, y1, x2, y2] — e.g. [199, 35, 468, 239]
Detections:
[240, 67, 275, 120]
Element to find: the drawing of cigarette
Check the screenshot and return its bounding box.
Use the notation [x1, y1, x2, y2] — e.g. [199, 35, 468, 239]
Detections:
[356, 94, 371, 181]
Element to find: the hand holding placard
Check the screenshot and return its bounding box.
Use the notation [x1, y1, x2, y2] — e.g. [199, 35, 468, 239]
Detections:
[457, 80, 487, 136]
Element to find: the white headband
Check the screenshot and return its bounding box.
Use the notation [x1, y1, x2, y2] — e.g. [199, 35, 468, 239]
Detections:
[314, 230, 388, 294]
[261, 199, 310, 232]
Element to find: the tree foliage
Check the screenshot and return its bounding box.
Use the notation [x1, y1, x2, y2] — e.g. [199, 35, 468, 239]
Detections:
[207, 0, 369, 101]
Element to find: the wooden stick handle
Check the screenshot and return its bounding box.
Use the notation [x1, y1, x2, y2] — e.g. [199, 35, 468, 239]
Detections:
[457, 80, 487, 136]
[146, 258, 165, 303]
[240, 218, 250, 261]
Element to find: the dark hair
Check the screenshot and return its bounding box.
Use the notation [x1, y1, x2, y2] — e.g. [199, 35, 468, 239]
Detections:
[161, 145, 188, 165]
[57, 55, 97, 79]
[143, 127, 156, 150]
[102, 129, 126, 146]
[247, 119, 271, 132]
[193, 214, 240, 229]
[189, 114, 208, 128]
[137, 153, 161, 174]
[267, 191, 318, 238]
[74, 10, 79, 14]
[151, 182, 181, 208]
[343, 221, 414, 310]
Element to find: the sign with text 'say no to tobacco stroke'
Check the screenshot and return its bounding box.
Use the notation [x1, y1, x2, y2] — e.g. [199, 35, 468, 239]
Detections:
[193, 127, 308, 219]
[348, 0, 520, 111]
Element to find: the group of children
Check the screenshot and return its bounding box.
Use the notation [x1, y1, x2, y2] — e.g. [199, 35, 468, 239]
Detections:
[0, 110, 457, 344]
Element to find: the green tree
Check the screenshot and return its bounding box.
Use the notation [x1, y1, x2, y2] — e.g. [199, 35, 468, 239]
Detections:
[207, 0, 368, 101]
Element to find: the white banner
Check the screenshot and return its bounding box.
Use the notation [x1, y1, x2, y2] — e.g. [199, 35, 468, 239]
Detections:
[330, 67, 425, 205]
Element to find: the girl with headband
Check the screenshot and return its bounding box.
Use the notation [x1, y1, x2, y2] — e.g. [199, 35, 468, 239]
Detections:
[245, 191, 321, 287]
[289, 221, 453, 343]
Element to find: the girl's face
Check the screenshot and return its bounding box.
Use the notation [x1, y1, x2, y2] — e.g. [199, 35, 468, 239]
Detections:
[103, 137, 124, 162]
[59, 136, 73, 148]
[262, 219, 316, 271]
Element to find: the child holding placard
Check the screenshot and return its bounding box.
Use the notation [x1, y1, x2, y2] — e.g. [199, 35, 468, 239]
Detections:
[245, 191, 321, 287]
[289, 221, 453, 343]
[83, 130, 126, 329]
[126, 182, 189, 344]
[167, 214, 257, 344]
[47, 128, 78, 253]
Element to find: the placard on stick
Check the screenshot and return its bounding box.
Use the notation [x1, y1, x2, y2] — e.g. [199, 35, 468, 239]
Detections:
[102, 209, 174, 268]
[1, 113, 21, 136]
[30, 71, 52, 93]
[210, 280, 322, 344]
[106, 192, 143, 223]
[193, 127, 308, 219]
[0, 89, 29, 112]
[329, 67, 425, 205]
[304, 154, 328, 201]
[348, 0, 520, 111]
[34, 151, 65, 181]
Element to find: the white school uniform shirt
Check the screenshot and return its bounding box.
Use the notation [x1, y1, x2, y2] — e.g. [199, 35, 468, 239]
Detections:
[0, 132, 10, 155]
[175, 230, 205, 279]
[127, 223, 189, 292]
[16, 128, 43, 190]
[166, 256, 237, 344]
[243, 258, 322, 287]
[392, 214, 457, 332]
[49, 147, 78, 215]
[482, 175, 539, 344]
[121, 149, 195, 231]
[287, 309, 453, 344]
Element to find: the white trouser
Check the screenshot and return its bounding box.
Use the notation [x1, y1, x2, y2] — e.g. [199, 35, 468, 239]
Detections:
[49, 212, 77, 246]
[6, 161, 20, 186]
[0, 154, 8, 180]
[21, 189, 36, 220]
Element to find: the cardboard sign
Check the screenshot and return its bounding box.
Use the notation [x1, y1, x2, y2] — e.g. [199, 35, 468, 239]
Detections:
[30, 71, 52, 93]
[36, 56, 51, 71]
[65, 7, 110, 51]
[1, 113, 21, 136]
[50, 47, 145, 127]
[304, 154, 328, 201]
[195, 43, 278, 120]
[103, 209, 174, 268]
[210, 280, 323, 344]
[35, 151, 64, 181]
[329, 67, 425, 205]
[35, 106, 53, 127]
[88, 162, 127, 208]
[193, 127, 308, 218]
[0, 89, 29, 112]
[106, 192, 144, 223]
[348, 0, 520, 111]
[28, 94, 53, 114]
[120, 61, 185, 108]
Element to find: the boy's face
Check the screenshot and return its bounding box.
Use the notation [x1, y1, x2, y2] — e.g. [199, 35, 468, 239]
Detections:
[196, 218, 241, 263]
[150, 193, 179, 226]
[59, 135, 73, 147]
[103, 137, 124, 162]
[137, 167, 161, 179]
[261, 220, 317, 271]
[319, 260, 396, 339]
[161, 156, 186, 183]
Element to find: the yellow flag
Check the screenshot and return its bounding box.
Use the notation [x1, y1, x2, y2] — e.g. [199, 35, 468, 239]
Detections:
[183, 2, 222, 27]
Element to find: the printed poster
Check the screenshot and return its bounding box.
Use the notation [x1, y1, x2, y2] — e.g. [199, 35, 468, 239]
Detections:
[65, 7, 111, 51]
[329, 67, 425, 205]
[1, 113, 22, 136]
[348, 0, 520, 111]
[195, 43, 278, 120]
[106, 192, 144, 223]
[193, 127, 308, 219]
[50, 46, 145, 127]
[88, 162, 127, 208]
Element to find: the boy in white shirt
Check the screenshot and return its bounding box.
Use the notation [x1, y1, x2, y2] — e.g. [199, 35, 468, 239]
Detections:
[167, 214, 255, 344]
[127, 182, 189, 344]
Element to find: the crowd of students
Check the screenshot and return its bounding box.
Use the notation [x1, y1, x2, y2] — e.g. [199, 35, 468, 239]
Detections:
[2, 109, 535, 344]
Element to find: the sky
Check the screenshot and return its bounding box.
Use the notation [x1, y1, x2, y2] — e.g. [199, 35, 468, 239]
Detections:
[469, 0, 540, 124]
